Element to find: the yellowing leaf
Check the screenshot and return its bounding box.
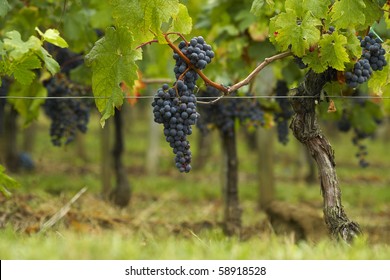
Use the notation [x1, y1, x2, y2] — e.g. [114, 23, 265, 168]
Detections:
[169, 4, 192, 35]
[35, 28, 68, 48]
[302, 49, 327, 73]
[274, 11, 321, 57]
[3, 31, 41, 60]
[318, 32, 349, 71]
[345, 30, 362, 59]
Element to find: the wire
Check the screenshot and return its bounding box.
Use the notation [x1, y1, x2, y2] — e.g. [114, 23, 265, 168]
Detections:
[0, 95, 389, 100]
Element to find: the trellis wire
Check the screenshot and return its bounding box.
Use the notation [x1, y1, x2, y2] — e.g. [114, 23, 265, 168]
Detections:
[1, 95, 390, 100]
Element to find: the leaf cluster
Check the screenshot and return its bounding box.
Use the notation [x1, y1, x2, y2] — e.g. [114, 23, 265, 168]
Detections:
[0, 28, 67, 86]
[85, 0, 193, 125]
[268, 0, 384, 73]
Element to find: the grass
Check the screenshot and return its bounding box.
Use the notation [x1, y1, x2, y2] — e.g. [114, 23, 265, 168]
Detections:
[1, 226, 389, 260]
[1, 101, 390, 259]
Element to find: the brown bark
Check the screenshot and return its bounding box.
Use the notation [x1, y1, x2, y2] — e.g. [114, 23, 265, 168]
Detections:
[100, 118, 112, 198]
[290, 69, 361, 242]
[109, 108, 131, 208]
[220, 127, 242, 236]
[2, 107, 19, 172]
[257, 127, 275, 209]
[194, 132, 212, 169]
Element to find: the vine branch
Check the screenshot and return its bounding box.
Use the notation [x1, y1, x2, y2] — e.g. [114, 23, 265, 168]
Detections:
[136, 33, 293, 100]
[228, 51, 292, 92]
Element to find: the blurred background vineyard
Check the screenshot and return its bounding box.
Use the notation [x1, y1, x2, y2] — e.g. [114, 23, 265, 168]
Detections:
[1, 0, 390, 259]
[1, 99, 390, 258]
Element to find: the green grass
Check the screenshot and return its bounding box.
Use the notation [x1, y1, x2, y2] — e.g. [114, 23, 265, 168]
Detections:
[1, 227, 389, 259]
[1, 103, 390, 259]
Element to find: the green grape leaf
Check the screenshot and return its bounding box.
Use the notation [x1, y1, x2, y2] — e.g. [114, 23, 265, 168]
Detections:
[302, 49, 327, 73]
[351, 105, 378, 134]
[169, 4, 192, 35]
[0, 40, 5, 57]
[62, 7, 98, 53]
[3, 31, 41, 60]
[360, 0, 383, 29]
[69, 64, 92, 86]
[250, 0, 265, 16]
[12, 55, 41, 85]
[330, 0, 366, 29]
[36, 47, 60, 75]
[285, 0, 304, 17]
[285, 0, 331, 18]
[368, 42, 390, 94]
[0, 0, 10, 18]
[303, 0, 331, 18]
[85, 26, 141, 126]
[110, 0, 179, 45]
[318, 32, 349, 71]
[345, 30, 362, 59]
[35, 28, 68, 48]
[8, 79, 47, 125]
[368, 65, 389, 94]
[0, 164, 19, 198]
[273, 11, 321, 57]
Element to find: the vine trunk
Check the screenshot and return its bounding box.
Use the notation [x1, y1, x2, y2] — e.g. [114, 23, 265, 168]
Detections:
[289, 69, 361, 242]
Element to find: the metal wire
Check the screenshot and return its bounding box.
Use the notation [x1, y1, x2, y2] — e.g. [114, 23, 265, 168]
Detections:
[0, 95, 389, 100]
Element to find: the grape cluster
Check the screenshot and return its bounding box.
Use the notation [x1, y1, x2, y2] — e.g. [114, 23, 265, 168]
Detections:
[43, 75, 92, 146]
[274, 80, 294, 145]
[346, 32, 387, 88]
[337, 110, 351, 132]
[352, 130, 371, 168]
[335, 90, 384, 168]
[345, 59, 372, 88]
[197, 86, 264, 136]
[45, 43, 84, 75]
[152, 82, 198, 173]
[360, 33, 387, 71]
[152, 36, 214, 173]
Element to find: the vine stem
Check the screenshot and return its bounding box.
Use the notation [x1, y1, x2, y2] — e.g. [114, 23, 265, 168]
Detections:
[135, 39, 159, 49]
[136, 33, 292, 99]
[228, 51, 293, 93]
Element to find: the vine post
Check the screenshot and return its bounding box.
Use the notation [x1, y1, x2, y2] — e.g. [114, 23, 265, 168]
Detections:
[220, 126, 242, 236]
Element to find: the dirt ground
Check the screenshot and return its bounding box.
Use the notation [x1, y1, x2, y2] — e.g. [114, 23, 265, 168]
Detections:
[1, 191, 389, 245]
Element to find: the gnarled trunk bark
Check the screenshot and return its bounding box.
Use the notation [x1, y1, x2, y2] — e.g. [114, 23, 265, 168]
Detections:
[290, 69, 361, 242]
